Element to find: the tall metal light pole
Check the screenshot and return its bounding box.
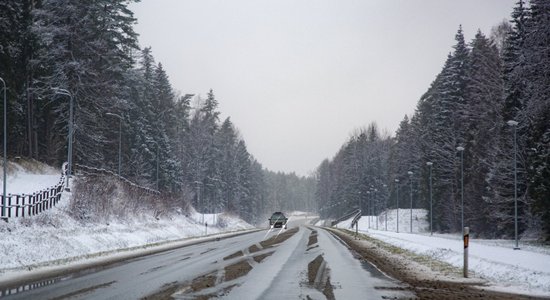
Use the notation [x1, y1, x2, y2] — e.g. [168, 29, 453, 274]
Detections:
[194, 181, 203, 224]
[456, 146, 465, 235]
[156, 143, 159, 191]
[54, 89, 74, 191]
[357, 191, 361, 212]
[369, 188, 374, 229]
[1, 77, 6, 220]
[106, 113, 122, 176]
[408, 171, 413, 233]
[507, 120, 520, 250]
[383, 184, 388, 231]
[427, 162, 433, 235]
[374, 188, 379, 230]
[366, 191, 371, 228]
[395, 178, 400, 233]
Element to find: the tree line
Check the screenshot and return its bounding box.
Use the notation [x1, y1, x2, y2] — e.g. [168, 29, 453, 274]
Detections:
[0, 0, 314, 224]
[315, 0, 550, 240]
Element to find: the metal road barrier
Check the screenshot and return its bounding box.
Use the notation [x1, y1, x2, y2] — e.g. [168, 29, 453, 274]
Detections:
[350, 210, 362, 228]
[331, 208, 361, 227]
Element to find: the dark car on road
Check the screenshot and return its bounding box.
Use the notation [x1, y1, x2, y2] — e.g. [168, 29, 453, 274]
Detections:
[269, 212, 288, 229]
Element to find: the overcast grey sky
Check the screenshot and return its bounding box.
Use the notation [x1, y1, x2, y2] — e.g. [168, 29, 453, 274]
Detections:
[129, 0, 516, 176]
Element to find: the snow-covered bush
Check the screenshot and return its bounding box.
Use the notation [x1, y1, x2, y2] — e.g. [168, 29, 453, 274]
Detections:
[69, 174, 190, 223]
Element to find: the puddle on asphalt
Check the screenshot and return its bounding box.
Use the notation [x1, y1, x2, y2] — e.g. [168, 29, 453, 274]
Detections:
[0, 256, 134, 298]
[359, 259, 393, 281]
[330, 232, 396, 282]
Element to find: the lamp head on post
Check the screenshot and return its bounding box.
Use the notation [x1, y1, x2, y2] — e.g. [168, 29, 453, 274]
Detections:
[395, 179, 399, 183]
[456, 145, 465, 235]
[53, 88, 72, 99]
[53, 88, 73, 191]
[106, 112, 123, 176]
[426, 161, 434, 235]
[1, 77, 6, 221]
[507, 119, 520, 250]
[106, 112, 122, 119]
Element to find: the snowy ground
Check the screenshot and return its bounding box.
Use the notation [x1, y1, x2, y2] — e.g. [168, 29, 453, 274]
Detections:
[333, 209, 550, 297]
[0, 161, 254, 282]
[2, 161, 548, 297]
[1, 160, 61, 195]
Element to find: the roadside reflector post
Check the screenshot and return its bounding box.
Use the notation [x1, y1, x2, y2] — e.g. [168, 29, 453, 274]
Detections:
[205, 222, 208, 236]
[463, 226, 469, 278]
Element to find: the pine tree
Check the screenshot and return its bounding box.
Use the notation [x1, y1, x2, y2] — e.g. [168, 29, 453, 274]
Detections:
[501, 0, 527, 122]
[464, 30, 504, 236]
[216, 118, 237, 212]
[32, 0, 139, 169]
[0, 0, 39, 159]
[407, 27, 470, 232]
[314, 123, 393, 220]
[187, 90, 221, 212]
[522, 0, 550, 239]
[315, 159, 333, 219]
[152, 62, 177, 191]
[174, 93, 193, 192]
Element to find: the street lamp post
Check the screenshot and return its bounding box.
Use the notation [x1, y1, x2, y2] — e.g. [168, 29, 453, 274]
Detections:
[374, 188, 379, 230]
[408, 171, 413, 233]
[358, 191, 361, 212]
[456, 146, 464, 235]
[194, 181, 203, 224]
[1, 77, 6, 220]
[106, 113, 122, 176]
[383, 184, 388, 231]
[54, 89, 74, 191]
[156, 143, 159, 191]
[427, 162, 433, 235]
[395, 178, 400, 233]
[367, 191, 371, 228]
[507, 120, 520, 250]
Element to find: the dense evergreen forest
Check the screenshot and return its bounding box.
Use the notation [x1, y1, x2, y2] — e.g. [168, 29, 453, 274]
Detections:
[314, 0, 550, 240]
[1, 1, 548, 239]
[0, 0, 314, 224]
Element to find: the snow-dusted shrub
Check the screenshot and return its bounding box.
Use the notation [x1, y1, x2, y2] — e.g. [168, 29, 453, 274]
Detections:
[70, 175, 118, 222]
[69, 174, 190, 222]
[217, 213, 233, 228]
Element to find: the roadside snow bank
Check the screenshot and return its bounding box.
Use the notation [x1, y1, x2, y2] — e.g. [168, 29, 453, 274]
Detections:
[328, 210, 550, 297]
[0, 161, 254, 273]
[365, 229, 550, 296]
[0, 188, 252, 271]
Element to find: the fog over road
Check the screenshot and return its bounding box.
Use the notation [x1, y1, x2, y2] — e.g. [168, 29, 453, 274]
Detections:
[2, 217, 412, 299]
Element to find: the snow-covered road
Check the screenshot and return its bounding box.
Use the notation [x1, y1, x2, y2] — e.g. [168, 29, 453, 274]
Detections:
[227, 223, 410, 299]
[1, 218, 412, 299]
[3, 230, 274, 299]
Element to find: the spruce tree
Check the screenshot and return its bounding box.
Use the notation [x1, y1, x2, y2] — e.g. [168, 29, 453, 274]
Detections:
[522, 0, 550, 239]
[32, 0, 139, 168]
[464, 30, 504, 236]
